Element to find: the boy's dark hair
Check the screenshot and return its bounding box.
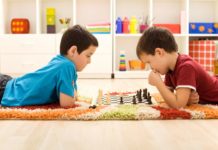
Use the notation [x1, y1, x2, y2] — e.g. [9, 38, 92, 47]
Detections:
[60, 25, 98, 55]
[136, 26, 178, 57]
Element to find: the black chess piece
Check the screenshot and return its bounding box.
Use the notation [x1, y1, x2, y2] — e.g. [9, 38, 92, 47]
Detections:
[143, 88, 148, 99]
[138, 89, 142, 103]
[147, 92, 152, 104]
[120, 96, 124, 104]
[132, 96, 137, 104]
[89, 105, 97, 109]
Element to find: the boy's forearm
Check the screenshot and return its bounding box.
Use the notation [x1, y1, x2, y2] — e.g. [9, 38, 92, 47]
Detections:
[155, 82, 179, 109]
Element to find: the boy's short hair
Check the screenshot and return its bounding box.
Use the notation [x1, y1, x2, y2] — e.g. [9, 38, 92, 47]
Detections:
[136, 26, 178, 57]
[60, 25, 98, 55]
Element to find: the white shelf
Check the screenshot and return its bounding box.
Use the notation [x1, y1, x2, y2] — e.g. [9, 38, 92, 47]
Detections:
[0, 0, 218, 78]
[189, 34, 218, 37]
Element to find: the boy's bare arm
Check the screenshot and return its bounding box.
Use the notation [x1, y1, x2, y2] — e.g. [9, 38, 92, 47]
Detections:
[156, 81, 191, 108]
[59, 92, 75, 107]
[149, 70, 191, 109]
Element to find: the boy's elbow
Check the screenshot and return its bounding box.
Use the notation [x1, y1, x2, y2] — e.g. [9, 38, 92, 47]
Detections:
[60, 101, 75, 107]
[170, 101, 186, 109]
[59, 93, 75, 107]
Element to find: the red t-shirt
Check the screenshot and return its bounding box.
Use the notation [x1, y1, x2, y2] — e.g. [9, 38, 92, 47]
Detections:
[165, 54, 218, 104]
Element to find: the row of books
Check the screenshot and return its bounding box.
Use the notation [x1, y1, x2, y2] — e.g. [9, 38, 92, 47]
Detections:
[86, 23, 110, 34]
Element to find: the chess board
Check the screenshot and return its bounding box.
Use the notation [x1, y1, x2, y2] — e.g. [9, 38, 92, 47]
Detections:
[101, 90, 152, 105]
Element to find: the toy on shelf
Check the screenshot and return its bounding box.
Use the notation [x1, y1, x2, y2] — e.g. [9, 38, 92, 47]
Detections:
[46, 8, 56, 33]
[119, 50, 127, 71]
[139, 16, 148, 33]
[129, 60, 146, 70]
[116, 17, 122, 33]
[189, 22, 218, 34]
[122, 17, 129, 33]
[11, 18, 30, 34]
[59, 18, 71, 33]
[130, 16, 138, 34]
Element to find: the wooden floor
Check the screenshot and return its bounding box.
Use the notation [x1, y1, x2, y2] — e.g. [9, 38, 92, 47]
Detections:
[0, 79, 218, 150]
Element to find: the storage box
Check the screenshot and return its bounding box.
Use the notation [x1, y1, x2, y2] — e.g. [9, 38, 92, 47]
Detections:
[153, 24, 180, 33]
[189, 22, 218, 34]
[129, 60, 146, 70]
[11, 18, 30, 34]
[189, 40, 216, 72]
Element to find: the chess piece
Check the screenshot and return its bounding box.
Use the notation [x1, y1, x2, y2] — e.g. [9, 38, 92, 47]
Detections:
[120, 96, 124, 104]
[138, 89, 142, 103]
[147, 92, 152, 104]
[132, 96, 137, 104]
[97, 89, 103, 106]
[143, 88, 148, 99]
[106, 92, 111, 105]
[89, 105, 97, 109]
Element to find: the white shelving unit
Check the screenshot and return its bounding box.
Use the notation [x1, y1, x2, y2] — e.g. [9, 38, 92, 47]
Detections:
[0, 0, 112, 78]
[113, 0, 218, 78]
[0, 0, 218, 78]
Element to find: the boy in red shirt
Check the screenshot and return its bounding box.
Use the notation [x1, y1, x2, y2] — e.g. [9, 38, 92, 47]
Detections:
[136, 26, 218, 109]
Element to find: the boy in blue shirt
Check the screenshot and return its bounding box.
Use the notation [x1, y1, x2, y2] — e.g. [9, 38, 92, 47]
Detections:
[0, 25, 98, 107]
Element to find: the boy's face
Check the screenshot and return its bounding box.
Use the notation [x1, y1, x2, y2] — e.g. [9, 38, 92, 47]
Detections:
[69, 45, 97, 71]
[139, 48, 169, 75]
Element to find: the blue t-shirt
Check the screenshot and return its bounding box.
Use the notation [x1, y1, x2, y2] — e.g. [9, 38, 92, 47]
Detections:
[1, 55, 77, 106]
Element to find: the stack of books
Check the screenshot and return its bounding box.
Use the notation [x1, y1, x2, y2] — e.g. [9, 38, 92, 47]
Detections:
[86, 22, 110, 34]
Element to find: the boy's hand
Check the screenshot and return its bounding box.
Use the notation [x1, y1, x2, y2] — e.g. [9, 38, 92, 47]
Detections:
[148, 70, 163, 86]
[187, 91, 199, 105]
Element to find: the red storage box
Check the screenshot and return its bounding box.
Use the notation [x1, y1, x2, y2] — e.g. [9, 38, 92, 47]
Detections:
[153, 24, 180, 33]
[189, 40, 216, 72]
[11, 18, 30, 34]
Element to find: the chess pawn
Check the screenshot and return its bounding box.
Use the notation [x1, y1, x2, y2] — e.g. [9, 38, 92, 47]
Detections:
[97, 89, 103, 106]
[120, 96, 124, 104]
[106, 92, 111, 105]
[132, 96, 137, 104]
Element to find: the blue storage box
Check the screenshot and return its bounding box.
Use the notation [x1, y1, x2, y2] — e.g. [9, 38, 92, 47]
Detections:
[189, 22, 218, 34]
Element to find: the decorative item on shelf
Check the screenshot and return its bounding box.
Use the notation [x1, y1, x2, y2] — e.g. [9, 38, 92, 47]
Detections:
[153, 24, 180, 33]
[130, 16, 138, 34]
[11, 18, 30, 34]
[129, 60, 146, 70]
[86, 22, 110, 34]
[189, 22, 218, 34]
[139, 16, 148, 33]
[119, 50, 126, 71]
[189, 40, 216, 73]
[46, 8, 56, 33]
[59, 18, 71, 33]
[116, 17, 122, 33]
[122, 17, 129, 33]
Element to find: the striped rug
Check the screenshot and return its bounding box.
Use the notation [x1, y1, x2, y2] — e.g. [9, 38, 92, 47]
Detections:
[0, 99, 218, 120]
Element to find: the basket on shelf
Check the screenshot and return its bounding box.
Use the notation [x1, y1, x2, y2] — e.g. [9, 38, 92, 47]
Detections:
[128, 60, 146, 70]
